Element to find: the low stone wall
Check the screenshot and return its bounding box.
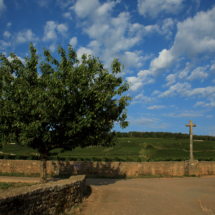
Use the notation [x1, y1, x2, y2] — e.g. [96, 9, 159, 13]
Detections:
[0, 159, 215, 178]
[0, 175, 86, 215]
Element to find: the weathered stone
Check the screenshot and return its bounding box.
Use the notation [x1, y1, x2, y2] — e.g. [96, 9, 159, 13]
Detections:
[0, 160, 215, 180]
[0, 175, 86, 215]
[186, 120, 196, 160]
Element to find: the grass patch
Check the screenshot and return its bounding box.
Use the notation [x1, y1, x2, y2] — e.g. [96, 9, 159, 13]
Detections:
[0, 181, 41, 191]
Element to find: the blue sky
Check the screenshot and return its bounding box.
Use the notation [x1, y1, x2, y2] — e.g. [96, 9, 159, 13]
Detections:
[0, 0, 215, 137]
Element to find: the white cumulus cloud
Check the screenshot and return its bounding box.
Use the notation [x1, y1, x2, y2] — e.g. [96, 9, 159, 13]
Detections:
[163, 111, 203, 118]
[152, 90, 160, 95]
[203, 101, 215, 108]
[0, 0, 7, 15]
[63, 12, 73, 20]
[43, 21, 69, 41]
[150, 49, 175, 76]
[133, 93, 153, 103]
[210, 63, 215, 72]
[69, 37, 77, 48]
[49, 44, 56, 52]
[174, 7, 215, 58]
[126, 69, 155, 92]
[124, 76, 143, 92]
[137, 0, 184, 18]
[57, 23, 68, 36]
[36, 0, 50, 7]
[160, 18, 175, 39]
[57, 0, 74, 9]
[137, 70, 152, 80]
[187, 86, 215, 98]
[178, 62, 193, 80]
[42, 21, 57, 41]
[147, 105, 165, 110]
[187, 66, 209, 81]
[69, 0, 100, 19]
[165, 73, 177, 86]
[193, 101, 205, 107]
[16, 29, 39, 44]
[3, 31, 10, 37]
[0, 40, 11, 49]
[158, 82, 191, 98]
[149, 6, 215, 77]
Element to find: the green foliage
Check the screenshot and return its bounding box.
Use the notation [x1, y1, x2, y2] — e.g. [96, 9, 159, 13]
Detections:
[0, 43, 132, 154]
[0, 43, 133, 182]
[137, 157, 142, 162]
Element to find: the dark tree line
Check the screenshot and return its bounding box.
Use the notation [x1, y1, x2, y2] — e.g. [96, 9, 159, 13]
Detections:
[1, 131, 214, 144]
[112, 131, 215, 141]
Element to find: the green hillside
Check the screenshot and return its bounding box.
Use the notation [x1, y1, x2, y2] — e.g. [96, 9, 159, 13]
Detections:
[1, 137, 215, 162]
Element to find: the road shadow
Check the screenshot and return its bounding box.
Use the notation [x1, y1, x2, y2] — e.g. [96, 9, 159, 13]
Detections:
[84, 178, 128, 187]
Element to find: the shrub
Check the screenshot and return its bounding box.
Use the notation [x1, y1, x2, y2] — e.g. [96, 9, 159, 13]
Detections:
[145, 144, 155, 149]
[137, 157, 142, 162]
[84, 157, 92, 161]
[126, 156, 135, 162]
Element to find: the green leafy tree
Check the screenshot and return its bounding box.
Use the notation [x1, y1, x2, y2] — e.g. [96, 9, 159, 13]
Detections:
[0, 43, 132, 183]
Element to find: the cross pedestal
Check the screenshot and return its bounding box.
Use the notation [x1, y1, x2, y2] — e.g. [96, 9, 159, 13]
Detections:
[185, 159, 199, 176]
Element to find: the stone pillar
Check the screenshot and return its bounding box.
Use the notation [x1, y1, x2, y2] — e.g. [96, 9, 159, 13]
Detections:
[186, 120, 196, 160]
[185, 120, 199, 176]
[189, 130, 193, 160]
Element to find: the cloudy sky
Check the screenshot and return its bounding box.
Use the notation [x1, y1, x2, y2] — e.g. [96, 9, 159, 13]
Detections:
[0, 0, 215, 137]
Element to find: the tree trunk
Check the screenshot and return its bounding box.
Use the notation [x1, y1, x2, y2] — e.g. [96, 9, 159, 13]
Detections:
[40, 152, 47, 184]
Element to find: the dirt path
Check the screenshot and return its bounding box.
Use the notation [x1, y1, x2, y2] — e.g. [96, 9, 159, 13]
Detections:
[1, 176, 215, 215]
[78, 176, 215, 215]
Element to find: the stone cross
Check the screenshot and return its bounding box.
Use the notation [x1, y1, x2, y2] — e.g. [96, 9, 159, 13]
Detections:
[186, 120, 196, 160]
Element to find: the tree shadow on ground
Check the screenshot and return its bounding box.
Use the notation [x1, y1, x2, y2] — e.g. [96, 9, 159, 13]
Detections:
[50, 159, 130, 187]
